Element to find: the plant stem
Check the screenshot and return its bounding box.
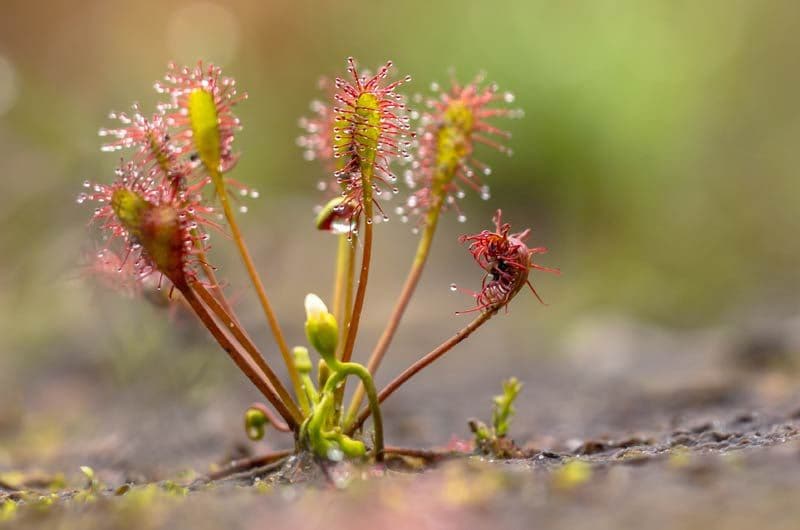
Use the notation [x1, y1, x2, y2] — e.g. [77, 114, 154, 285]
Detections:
[209, 168, 306, 414]
[345, 195, 444, 426]
[347, 308, 498, 434]
[343, 236, 356, 337]
[193, 282, 305, 422]
[209, 449, 293, 481]
[332, 233, 357, 424]
[331, 234, 350, 327]
[248, 402, 292, 433]
[195, 242, 236, 318]
[178, 284, 299, 430]
[324, 361, 384, 461]
[340, 188, 374, 365]
[343, 236, 357, 338]
[299, 371, 320, 406]
[306, 391, 334, 452]
[190, 217, 237, 320]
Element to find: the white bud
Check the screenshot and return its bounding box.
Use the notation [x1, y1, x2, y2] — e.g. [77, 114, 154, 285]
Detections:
[304, 293, 329, 321]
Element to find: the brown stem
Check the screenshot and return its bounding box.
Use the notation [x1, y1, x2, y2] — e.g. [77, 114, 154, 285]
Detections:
[331, 234, 349, 327]
[345, 196, 443, 426]
[195, 244, 236, 318]
[208, 449, 293, 481]
[343, 237, 357, 338]
[193, 282, 303, 425]
[211, 169, 306, 409]
[248, 402, 291, 433]
[340, 213, 373, 364]
[178, 284, 299, 430]
[348, 308, 497, 434]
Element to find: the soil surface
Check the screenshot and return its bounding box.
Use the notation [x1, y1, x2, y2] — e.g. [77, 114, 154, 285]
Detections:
[1, 312, 800, 529]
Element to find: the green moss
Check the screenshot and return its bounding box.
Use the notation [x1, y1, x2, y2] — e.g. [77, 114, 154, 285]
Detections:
[160, 481, 188, 497]
[0, 501, 17, 522]
[552, 460, 593, 490]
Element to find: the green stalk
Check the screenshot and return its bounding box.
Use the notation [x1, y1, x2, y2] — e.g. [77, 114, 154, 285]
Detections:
[210, 167, 309, 416]
[331, 234, 351, 328]
[322, 360, 384, 461]
[331, 232, 357, 424]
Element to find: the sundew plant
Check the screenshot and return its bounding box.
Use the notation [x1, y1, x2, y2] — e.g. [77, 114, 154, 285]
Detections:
[78, 58, 558, 471]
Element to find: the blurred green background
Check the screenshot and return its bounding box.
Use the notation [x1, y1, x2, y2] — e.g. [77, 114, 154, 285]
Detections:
[0, 0, 799, 468]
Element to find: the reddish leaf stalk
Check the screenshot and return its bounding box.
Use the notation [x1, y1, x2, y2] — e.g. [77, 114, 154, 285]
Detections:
[192, 281, 303, 425]
[195, 247, 236, 318]
[209, 167, 308, 415]
[178, 283, 299, 430]
[209, 449, 294, 480]
[340, 203, 373, 364]
[348, 307, 498, 434]
[248, 402, 292, 433]
[345, 191, 444, 426]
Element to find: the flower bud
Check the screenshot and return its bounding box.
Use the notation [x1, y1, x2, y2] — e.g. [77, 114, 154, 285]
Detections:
[304, 293, 339, 362]
[244, 407, 268, 441]
[293, 346, 313, 375]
